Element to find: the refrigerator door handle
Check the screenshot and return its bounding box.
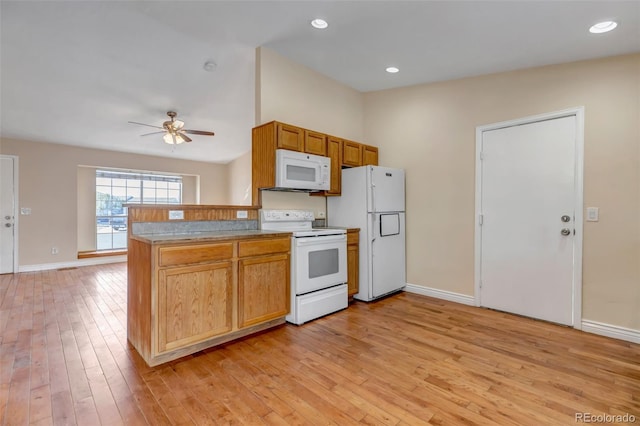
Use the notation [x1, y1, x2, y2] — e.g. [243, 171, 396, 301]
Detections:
[372, 214, 377, 244]
[370, 166, 375, 213]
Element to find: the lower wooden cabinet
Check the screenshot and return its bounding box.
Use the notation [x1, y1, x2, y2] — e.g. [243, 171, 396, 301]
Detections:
[347, 229, 360, 297]
[239, 253, 290, 327]
[158, 262, 233, 352]
[127, 236, 291, 366]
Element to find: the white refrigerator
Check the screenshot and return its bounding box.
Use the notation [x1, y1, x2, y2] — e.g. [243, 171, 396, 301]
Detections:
[327, 166, 406, 301]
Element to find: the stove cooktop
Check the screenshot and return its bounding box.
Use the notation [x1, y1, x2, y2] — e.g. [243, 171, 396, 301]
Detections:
[259, 209, 346, 237]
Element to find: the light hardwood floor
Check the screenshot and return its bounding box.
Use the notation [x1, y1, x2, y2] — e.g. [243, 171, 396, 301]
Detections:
[1, 263, 638, 425]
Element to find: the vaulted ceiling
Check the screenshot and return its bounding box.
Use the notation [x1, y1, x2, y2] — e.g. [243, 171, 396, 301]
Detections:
[1, 1, 638, 163]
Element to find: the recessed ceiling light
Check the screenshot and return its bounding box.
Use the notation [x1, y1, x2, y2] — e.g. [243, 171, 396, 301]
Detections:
[386, 67, 399, 73]
[311, 19, 328, 29]
[589, 21, 618, 34]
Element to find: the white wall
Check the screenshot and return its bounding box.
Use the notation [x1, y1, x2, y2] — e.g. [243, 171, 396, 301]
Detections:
[227, 151, 252, 206]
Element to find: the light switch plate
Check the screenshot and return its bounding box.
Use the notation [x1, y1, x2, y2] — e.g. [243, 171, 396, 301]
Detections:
[236, 210, 248, 219]
[586, 207, 599, 222]
[168, 210, 184, 220]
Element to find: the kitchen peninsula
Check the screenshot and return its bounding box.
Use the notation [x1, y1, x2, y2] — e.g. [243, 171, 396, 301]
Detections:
[126, 204, 291, 366]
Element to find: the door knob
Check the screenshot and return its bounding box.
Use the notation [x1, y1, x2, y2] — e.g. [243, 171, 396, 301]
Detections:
[560, 228, 571, 236]
[4, 223, 12, 228]
[561, 215, 571, 223]
[4, 216, 10, 220]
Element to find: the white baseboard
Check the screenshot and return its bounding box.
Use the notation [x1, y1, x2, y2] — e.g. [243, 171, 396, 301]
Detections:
[404, 284, 639, 345]
[581, 320, 640, 344]
[404, 283, 475, 306]
[19, 255, 127, 272]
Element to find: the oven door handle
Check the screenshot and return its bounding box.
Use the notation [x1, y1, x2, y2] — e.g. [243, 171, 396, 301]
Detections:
[296, 235, 346, 245]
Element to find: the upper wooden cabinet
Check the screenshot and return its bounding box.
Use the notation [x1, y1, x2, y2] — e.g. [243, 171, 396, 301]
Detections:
[304, 130, 327, 156]
[325, 137, 342, 195]
[362, 145, 379, 166]
[342, 140, 363, 167]
[276, 123, 304, 151]
[252, 121, 378, 203]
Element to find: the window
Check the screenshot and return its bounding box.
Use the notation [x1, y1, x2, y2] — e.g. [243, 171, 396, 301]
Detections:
[96, 170, 182, 250]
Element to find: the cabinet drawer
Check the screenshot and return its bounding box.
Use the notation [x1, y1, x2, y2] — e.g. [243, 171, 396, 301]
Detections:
[238, 238, 290, 258]
[158, 243, 234, 267]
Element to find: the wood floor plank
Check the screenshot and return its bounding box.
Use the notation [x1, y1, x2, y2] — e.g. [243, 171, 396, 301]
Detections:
[0, 262, 638, 425]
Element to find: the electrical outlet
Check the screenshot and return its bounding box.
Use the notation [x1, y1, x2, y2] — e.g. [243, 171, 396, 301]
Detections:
[236, 210, 248, 219]
[317, 211, 326, 219]
[51, 247, 59, 255]
[168, 210, 184, 220]
[20, 207, 32, 215]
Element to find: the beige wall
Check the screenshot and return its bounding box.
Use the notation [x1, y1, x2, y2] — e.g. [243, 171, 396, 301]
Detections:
[256, 47, 365, 212]
[227, 151, 252, 206]
[0, 138, 229, 266]
[76, 166, 201, 252]
[256, 46, 365, 141]
[364, 54, 640, 330]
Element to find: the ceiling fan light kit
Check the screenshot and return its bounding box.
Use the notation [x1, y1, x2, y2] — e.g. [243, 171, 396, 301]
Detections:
[129, 111, 215, 146]
[163, 132, 186, 145]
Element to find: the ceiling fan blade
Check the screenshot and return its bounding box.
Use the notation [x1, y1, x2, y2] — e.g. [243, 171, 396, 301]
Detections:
[178, 132, 192, 142]
[183, 129, 215, 136]
[128, 121, 163, 129]
[140, 131, 166, 137]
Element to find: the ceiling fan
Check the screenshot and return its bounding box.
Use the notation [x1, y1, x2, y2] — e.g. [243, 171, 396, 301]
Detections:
[128, 111, 215, 145]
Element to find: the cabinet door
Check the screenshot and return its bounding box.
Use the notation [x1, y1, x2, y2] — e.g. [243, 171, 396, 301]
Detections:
[342, 141, 363, 167]
[362, 145, 379, 166]
[326, 137, 342, 195]
[304, 131, 327, 156]
[347, 231, 359, 296]
[157, 262, 233, 353]
[239, 254, 290, 328]
[276, 123, 304, 151]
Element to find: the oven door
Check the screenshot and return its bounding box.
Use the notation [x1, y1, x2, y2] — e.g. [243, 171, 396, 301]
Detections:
[293, 234, 347, 295]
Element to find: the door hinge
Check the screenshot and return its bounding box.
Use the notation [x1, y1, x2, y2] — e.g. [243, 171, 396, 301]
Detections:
[479, 214, 483, 226]
[479, 152, 484, 161]
[479, 280, 482, 289]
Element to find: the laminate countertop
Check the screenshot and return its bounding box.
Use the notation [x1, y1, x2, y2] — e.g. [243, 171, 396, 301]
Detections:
[130, 230, 292, 245]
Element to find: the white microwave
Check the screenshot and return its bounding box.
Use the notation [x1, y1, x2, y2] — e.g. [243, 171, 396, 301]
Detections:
[275, 149, 330, 191]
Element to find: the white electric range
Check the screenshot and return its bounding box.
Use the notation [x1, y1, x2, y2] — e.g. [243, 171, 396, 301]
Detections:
[260, 210, 348, 325]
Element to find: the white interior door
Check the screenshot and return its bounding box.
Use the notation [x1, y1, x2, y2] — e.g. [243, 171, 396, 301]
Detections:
[0, 156, 16, 274]
[479, 115, 577, 325]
